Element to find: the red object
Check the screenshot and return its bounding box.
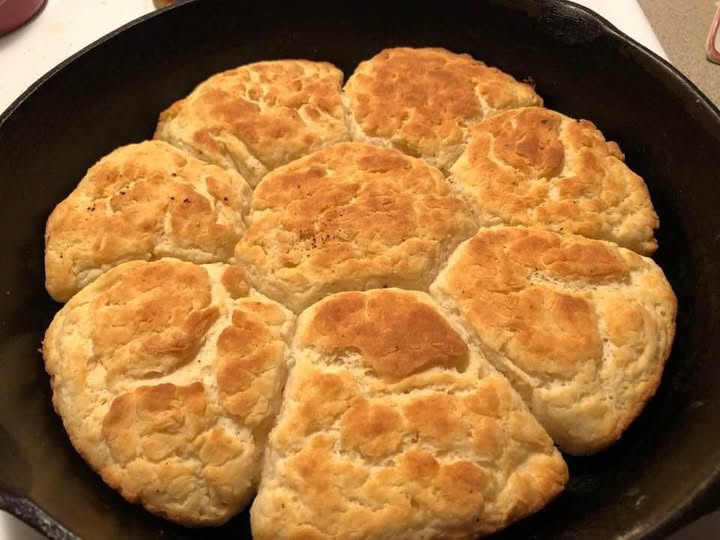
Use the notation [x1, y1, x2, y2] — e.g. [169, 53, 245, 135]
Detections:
[707, 6, 720, 65]
[0, 0, 46, 35]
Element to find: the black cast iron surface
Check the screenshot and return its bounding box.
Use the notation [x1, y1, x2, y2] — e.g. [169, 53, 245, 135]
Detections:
[1, 1, 719, 538]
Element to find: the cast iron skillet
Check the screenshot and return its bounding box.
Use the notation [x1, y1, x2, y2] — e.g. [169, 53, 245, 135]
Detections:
[1, 0, 719, 538]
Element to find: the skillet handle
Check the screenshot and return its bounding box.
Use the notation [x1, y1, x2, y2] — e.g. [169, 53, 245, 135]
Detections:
[0, 492, 75, 540]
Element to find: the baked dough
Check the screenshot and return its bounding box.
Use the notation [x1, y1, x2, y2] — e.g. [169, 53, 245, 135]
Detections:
[344, 47, 542, 171]
[448, 107, 658, 254]
[43, 259, 294, 524]
[431, 227, 677, 455]
[235, 142, 477, 313]
[41, 50, 679, 535]
[155, 60, 349, 186]
[45, 140, 251, 302]
[251, 288, 568, 539]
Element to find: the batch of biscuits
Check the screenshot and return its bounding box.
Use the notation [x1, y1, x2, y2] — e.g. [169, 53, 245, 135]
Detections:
[42, 47, 676, 538]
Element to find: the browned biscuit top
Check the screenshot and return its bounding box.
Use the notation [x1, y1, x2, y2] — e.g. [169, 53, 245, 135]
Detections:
[155, 60, 350, 186]
[235, 142, 477, 312]
[431, 227, 677, 454]
[344, 47, 542, 170]
[44, 140, 251, 302]
[301, 290, 468, 380]
[251, 288, 568, 540]
[449, 107, 658, 254]
[43, 259, 294, 525]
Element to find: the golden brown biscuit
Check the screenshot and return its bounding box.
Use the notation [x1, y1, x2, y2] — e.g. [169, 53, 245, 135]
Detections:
[344, 47, 542, 171]
[234, 142, 477, 313]
[155, 60, 350, 186]
[43, 259, 294, 525]
[431, 227, 677, 455]
[449, 107, 658, 254]
[251, 288, 568, 539]
[44, 140, 251, 302]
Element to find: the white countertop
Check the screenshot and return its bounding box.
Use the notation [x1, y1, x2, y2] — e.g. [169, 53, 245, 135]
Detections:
[0, 1, 667, 538]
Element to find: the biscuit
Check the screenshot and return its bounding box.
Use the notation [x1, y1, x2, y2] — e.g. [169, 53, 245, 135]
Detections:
[449, 107, 658, 254]
[155, 60, 350, 186]
[234, 142, 477, 313]
[431, 227, 677, 455]
[43, 259, 294, 524]
[44, 140, 251, 302]
[251, 288, 568, 539]
[344, 47, 542, 171]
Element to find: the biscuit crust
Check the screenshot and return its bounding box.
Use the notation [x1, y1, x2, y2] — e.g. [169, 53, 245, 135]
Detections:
[431, 227, 677, 454]
[155, 60, 350, 186]
[344, 47, 542, 171]
[44, 141, 251, 302]
[449, 107, 658, 254]
[251, 289, 568, 539]
[43, 259, 294, 524]
[235, 142, 477, 313]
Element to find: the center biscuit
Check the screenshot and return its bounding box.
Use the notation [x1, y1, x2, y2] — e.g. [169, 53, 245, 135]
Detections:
[235, 142, 478, 313]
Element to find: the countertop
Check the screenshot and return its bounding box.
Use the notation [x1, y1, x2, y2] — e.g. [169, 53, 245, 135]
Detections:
[639, 0, 720, 107]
